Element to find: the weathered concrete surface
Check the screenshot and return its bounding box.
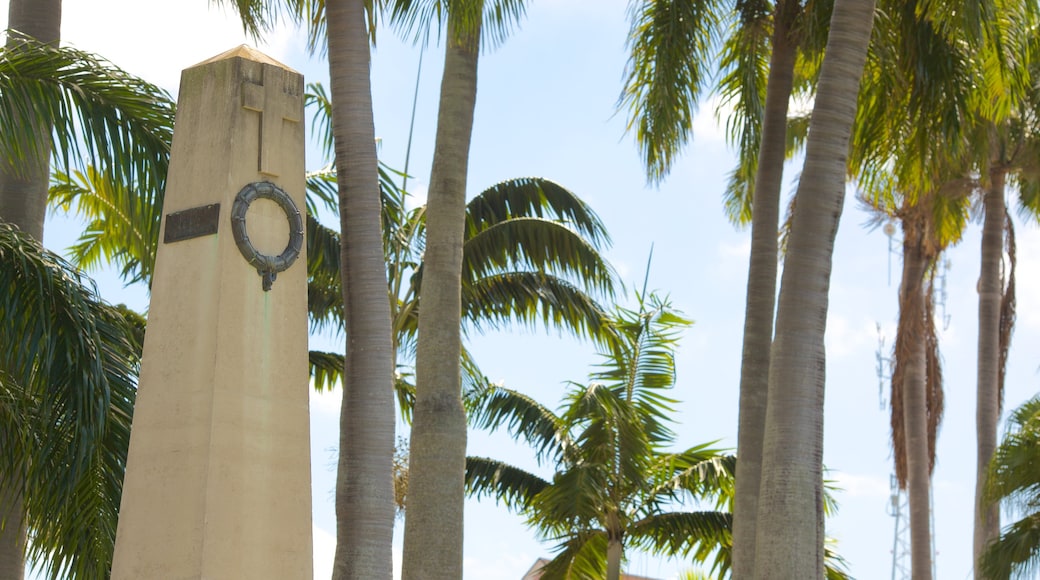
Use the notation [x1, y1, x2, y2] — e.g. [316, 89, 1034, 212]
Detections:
[111, 46, 312, 580]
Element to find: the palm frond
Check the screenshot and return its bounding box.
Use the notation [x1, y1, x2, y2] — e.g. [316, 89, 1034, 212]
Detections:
[986, 395, 1040, 511]
[537, 530, 608, 580]
[463, 217, 615, 295]
[49, 166, 161, 285]
[309, 350, 343, 393]
[0, 221, 140, 580]
[465, 177, 612, 251]
[467, 384, 568, 462]
[384, 0, 527, 52]
[629, 511, 731, 571]
[530, 463, 612, 536]
[714, 0, 771, 224]
[464, 456, 549, 509]
[306, 215, 345, 335]
[980, 514, 1040, 579]
[305, 83, 336, 165]
[649, 448, 735, 507]
[462, 272, 616, 347]
[619, 0, 722, 183]
[0, 34, 172, 207]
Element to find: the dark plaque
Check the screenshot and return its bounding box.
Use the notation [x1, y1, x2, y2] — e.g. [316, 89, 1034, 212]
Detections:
[164, 203, 221, 244]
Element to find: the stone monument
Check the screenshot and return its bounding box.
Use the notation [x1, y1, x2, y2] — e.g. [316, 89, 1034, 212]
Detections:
[111, 46, 312, 579]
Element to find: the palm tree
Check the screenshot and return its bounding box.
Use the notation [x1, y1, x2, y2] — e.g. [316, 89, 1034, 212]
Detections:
[0, 221, 140, 580]
[399, 8, 482, 578]
[323, 4, 398, 574]
[377, 2, 532, 576]
[306, 172, 619, 414]
[972, 29, 1040, 561]
[464, 292, 854, 580]
[0, 32, 173, 245]
[880, 193, 959, 580]
[752, 0, 876, 576]
[849, 3, 1040, 570]
[0, 32, 173, 579]
[465, 294, 734, 580]
[2, 0, 60, 241]
[978, 394, 1040, 579]
[301, 85, 619, 412]
[847, 4, 983, 574]
[618, 3, 831, 571]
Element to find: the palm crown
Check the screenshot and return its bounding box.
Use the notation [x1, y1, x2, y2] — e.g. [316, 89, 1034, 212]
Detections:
[465, 294, 734, 579]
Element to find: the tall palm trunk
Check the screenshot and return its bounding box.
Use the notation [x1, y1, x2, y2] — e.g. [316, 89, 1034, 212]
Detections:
[0, 490, 24, 580]
[0, 0, 60, 241]
[895, 216, 933, 580]
[326, 1, 396, 578]
[752, 0, 875, 576]
[606, 537, 622, 580]
[401, 17, 480, 580]
[974, 166, 1005, 570]
[0, 3, 60, 578]
[731, 10, 797, 578]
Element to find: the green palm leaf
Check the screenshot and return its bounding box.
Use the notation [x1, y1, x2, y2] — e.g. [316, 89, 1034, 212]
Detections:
[464, 456, 549, 509]
[980, 515, 1040, 580]
[465, 177, 611, 252]
[980, 396, 1040, 578]
[49, 167, 161, 285]
[538, 531, 609, 580]
[463, 217, 612, 292]
[306, 214, 344, 334]
[467, 384, 568, 462]
[0, 34, 173, 205]
[0, 221, 140, 579]
[309, 349, 343, 393]
[461, 272, 614, 345]
[619, 0, 722, 183]
[385, 0, 528, 51]
[629, 510, 731, 566]
[714, 1, 770, 225]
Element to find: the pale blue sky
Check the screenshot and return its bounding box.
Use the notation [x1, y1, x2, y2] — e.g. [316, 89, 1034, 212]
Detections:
[6, 1, 1040, 578]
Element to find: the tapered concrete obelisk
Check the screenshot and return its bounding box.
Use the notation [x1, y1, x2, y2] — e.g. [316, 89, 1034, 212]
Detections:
[111, 46, 312, 579]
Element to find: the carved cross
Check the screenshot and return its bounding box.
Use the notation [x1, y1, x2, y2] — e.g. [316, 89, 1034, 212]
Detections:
[241, 65, 301, 177]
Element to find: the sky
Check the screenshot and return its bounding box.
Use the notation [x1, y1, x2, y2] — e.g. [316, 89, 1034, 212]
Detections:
[5, 1, 1040, 579]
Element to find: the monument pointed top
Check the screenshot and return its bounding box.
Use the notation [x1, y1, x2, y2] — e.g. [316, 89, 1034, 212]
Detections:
[191, 45, 299, 73]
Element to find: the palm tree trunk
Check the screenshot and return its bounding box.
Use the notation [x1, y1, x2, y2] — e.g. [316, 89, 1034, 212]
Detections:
[752, 0, 875, 576]
[606, 538, 623, 580]
[974, 168, 1005, 571]
[0, 4, 61, 578]
[731, 11, 796, 578]
[0, 487, 25, 580]
[0, 0, 61, 242]
[326, 1, 396, 578]
[401, 17, 480, 580]
[897, 223, 933, 580]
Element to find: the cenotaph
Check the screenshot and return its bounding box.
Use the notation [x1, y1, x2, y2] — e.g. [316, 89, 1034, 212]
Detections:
[111, 46, 312, 579]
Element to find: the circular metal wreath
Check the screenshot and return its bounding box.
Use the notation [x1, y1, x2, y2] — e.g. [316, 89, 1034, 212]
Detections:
[230, 181, 304, 291]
